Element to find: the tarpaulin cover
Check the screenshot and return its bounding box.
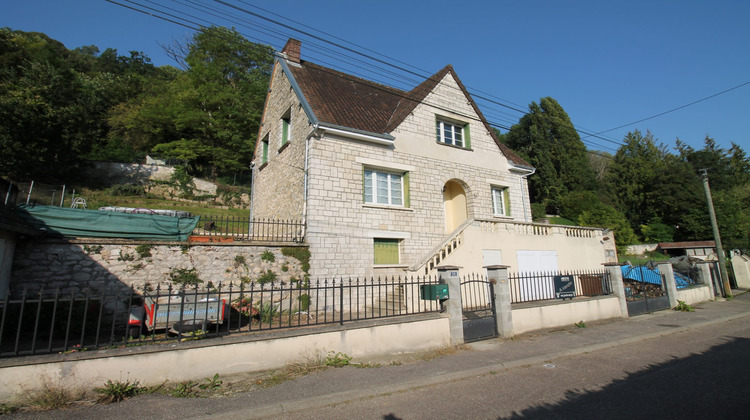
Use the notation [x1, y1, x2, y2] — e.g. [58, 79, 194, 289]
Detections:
[14, 204, 199, 241]
[621, 265, 692, 289]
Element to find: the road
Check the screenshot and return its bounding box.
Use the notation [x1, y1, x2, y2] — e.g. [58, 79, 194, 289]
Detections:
[272, 316, 750, 419]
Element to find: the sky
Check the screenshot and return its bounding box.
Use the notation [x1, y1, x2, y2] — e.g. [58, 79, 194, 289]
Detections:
[3, 0, 749, 155]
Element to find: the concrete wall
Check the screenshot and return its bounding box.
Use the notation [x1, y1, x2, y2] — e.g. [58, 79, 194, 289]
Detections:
[674, 285, 713, 306]
[512, 296, 623, 335]
[0, 315, 449, 402]
[731, 254, 750, 289]
[442, 220, 616, 274]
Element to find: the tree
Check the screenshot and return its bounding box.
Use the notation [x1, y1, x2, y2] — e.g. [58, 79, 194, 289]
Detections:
[504, 97, 596, 212]
[577, 202, 636, 254]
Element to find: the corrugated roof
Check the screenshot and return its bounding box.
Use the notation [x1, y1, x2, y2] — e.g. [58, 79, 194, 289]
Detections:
[658, 241, 716, 249]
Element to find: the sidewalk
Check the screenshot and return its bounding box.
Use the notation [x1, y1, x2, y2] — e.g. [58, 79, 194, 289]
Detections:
[9, 292, 750, 419]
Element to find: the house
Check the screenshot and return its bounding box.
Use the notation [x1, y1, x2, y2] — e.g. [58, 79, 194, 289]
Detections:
[251, 39, 615, 278]
[657, 241, 717, 261]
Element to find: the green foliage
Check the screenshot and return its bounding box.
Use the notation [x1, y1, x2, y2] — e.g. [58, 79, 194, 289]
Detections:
[169, 381, 199, 398]
[282, 247, 311, 273]
[260, 250, 275, 262]
[674, 300, 695, 312]
[257, 269, 277, 284]
[641, 222, 674, 243]
[117, 249, 135, 262]
[199, 373, 222, 391]
[168, 267, 202, 286]
[234, 255, 247, 266]
[95, 379, 143, 403]
[575, 320, 587, 328]
[504, 97, 597, 212]
[325, 351, 352, 367]
[298, 293, 311, 311]
[578, 203, 636, 253]
[281, 264, 289, 272]
[83, 244, 103, 254]
[135, 243, 153, 259]
[108, 183, 145, 197]
[559, 191, 604, 222]
[170, 165, 195, 198]
[256, 301, 278, 323]
[530, 203, 547, 221]
[20, 380, 81, 410]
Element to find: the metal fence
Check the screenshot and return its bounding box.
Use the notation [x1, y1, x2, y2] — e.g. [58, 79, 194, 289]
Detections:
[193, 216, 305, 243]
[509, 270, 613, 304]
[0, 276, 442, 358]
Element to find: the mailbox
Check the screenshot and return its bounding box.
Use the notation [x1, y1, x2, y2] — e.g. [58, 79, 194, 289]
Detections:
[420, 284, 450, 300]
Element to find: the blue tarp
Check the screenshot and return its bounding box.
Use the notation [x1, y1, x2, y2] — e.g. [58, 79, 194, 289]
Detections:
[621, 265, 693, 289]
[14, 204, 200, 241]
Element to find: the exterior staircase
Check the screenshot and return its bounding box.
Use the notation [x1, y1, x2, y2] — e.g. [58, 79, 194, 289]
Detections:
[411, 218, 474, 276]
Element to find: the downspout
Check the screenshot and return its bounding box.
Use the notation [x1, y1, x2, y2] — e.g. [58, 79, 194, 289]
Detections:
[518, 168, 536, 222]
[248, 161, 255, 236]
[302, 123, 320, 239]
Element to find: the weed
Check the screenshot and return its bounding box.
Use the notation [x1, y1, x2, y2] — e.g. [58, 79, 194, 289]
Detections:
[180, 244, 191, 254]
[0, 403, 20, 414]
[117, 249, 135, 262]
[234, 255, 247, 267]
[674, 300, 695, 312]
[199, 374, 223, 391]
[168, 267, 202, 286]
[282, 247, 310, 273]
[127, 262, 145, 273]
[257, 269, 277, 284]
[325, 351, 352, 367]
[83, 244, 103, 255]
[281, 264, 289, 272]
[95, 378, 143, 403]
[21, 379, 84, 410]
[260, 250, 275, 262]
[257, 301, 278, 323]
[726, 294, 735, 301]
[298, 293, 311, 311]
[135, 244, 153, 259]
[170, 381, 199, 398]
[240, 275, 252, 284]
[575, 320, 587, 328]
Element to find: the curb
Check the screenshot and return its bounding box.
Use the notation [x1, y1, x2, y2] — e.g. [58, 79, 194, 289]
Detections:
[203, 310, 750, 419]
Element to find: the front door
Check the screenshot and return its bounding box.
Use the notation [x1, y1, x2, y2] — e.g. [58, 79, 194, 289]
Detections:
[443, 181, 467, 233]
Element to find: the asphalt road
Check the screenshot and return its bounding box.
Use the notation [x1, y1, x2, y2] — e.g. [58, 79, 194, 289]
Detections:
[273, 316, 750, 420]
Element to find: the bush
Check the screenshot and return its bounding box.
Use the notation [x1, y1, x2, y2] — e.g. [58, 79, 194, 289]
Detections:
[257, 270, 276, 284]
[260, 250, 275, 262]
[135, 244, 153, 259]
[282, 247, 310, 273]
[108, 183, 144, 197]
[530, 203, 547, 221]
[168, 268, 202, 287]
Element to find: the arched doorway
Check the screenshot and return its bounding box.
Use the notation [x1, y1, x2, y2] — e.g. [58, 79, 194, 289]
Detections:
[443, 180, 468, 233]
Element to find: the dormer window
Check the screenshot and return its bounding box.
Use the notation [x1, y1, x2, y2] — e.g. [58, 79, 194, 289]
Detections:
[436, 118, 471, 149]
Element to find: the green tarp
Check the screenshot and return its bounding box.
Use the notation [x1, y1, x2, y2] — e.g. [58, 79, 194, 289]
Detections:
[15, 205, 199, 241]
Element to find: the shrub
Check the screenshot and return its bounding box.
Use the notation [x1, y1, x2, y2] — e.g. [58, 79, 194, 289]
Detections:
[135, 244, 153, 259]
[257, 270, 276, 284]
[95, 379, 143, 403]
[282, 247, 310, 273]
[298, 294, 310, 311]
[108, 183, 144, 197]
[256, 301, 278, 323]
[168, 268, 202, 287]
[260, 250, 275, 262]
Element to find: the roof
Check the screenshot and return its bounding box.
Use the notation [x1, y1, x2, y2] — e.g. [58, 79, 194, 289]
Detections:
[281, 40, 530, 167]
[658, 241, 716, 250]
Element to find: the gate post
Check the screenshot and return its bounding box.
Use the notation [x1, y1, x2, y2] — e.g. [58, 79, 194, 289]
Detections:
[696, 260, 716, 298]
[485, 265, 513, 338]
[603, 263, 629, 318]
[656, 261, 679, 308]
[437, 266, 464, 345]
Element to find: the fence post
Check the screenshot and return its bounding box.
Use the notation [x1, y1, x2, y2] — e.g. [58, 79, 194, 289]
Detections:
[603, 263, 629, 318]
[695, 261, 717, 298]
[656, 261, 679, 308]
[485, 265, 513, 338]
[437, 265, 463, 345]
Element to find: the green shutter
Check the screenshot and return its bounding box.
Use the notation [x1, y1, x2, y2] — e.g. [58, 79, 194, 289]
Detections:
[503, 188, 511, 216]
[403, 172, 410, 208]
[374, 239, 400, 265]
[262, 141, 268, 163]
[463, 124, 471, 149]
[282, 118, 289, 145]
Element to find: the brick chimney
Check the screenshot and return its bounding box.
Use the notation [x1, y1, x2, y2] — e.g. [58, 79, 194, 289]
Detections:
[282, 39, 301, 64]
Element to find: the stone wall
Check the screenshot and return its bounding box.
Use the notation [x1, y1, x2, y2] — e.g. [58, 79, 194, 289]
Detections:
[10, 240, 308, 296]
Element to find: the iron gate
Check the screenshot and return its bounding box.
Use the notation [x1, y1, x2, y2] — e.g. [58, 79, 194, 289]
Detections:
[622, 265, 671, 316]
[460, 275, 498, 342]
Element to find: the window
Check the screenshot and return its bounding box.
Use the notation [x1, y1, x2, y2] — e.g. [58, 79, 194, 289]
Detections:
[261, 137, 269, 164]
[281, 116, 290, 146]
[436, 119, 470, 148]
[364, 168, 409, 207]
[374, 238, 400, 265]
[492, 186, 511, 217]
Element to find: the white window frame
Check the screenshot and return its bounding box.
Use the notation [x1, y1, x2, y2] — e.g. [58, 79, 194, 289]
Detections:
[492, 186, 510, 217]
[436, 119, 465, 147]
[364, 168, 404, 207]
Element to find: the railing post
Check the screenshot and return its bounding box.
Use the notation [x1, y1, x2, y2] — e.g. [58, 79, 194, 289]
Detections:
[437, 265, 463, 345]
[485, 265, 513, 338]
[696, 260, 717, 298]
[603, 263, 629, 318]
[657, 261, 679, 308]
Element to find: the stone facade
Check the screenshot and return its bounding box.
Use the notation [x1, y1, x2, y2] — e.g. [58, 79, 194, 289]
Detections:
[10, 240, 308, 296]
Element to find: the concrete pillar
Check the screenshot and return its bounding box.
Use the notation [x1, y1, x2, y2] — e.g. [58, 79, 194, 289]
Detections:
[437, 265, 463, 345]
[485, 265, 513, 338]
[657, 261, 679, 308]
[696, 261, 716, 298]
[603, 263, 629, 318]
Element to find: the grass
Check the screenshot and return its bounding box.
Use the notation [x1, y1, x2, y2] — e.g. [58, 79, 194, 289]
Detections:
[618, 250, 671, 266]
[549, 216, 577, 226]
